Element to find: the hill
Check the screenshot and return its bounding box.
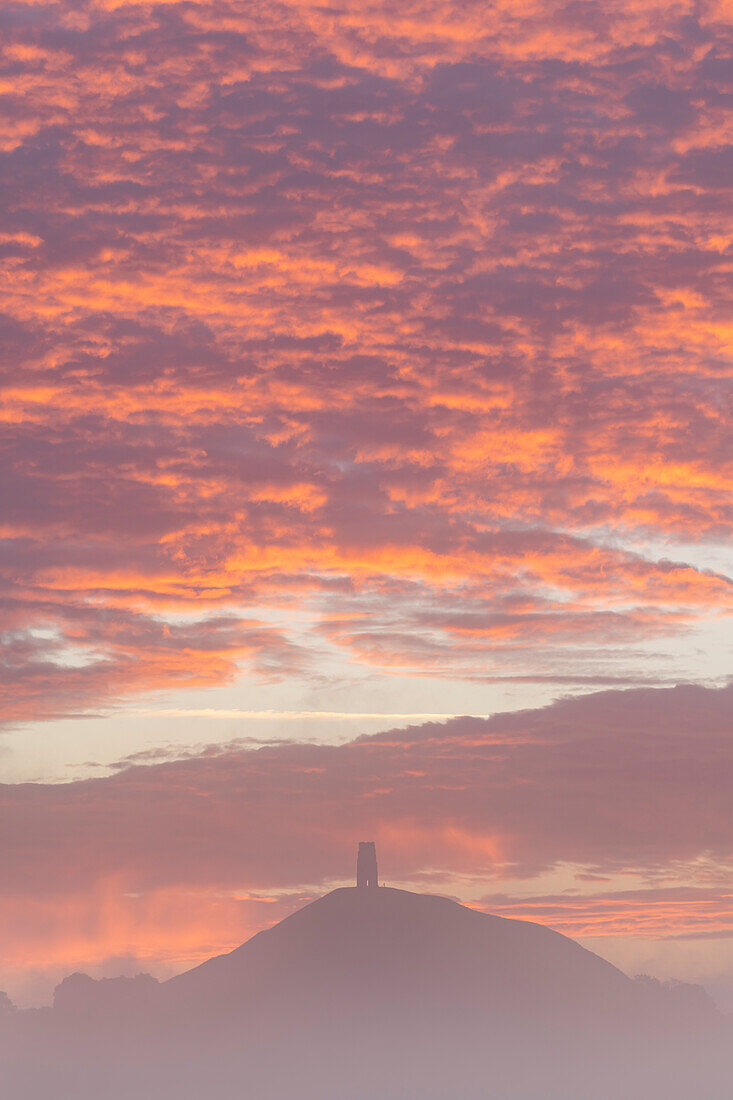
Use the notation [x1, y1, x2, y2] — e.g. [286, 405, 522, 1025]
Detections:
[2, 886, 728, 1099]
[164, 886, 643, 1023]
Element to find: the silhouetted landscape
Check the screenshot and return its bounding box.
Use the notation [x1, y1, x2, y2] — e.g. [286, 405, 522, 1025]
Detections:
[2, 860, 729, 1098]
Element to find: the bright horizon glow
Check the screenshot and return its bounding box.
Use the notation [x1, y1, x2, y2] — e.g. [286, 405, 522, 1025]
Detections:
[130, 708, 495, 720]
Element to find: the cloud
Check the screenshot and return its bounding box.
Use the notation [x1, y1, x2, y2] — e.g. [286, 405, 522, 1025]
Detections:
[0, 603, 306, 723]
[475, 886, 733, 940]
[0, 0, 730, 721]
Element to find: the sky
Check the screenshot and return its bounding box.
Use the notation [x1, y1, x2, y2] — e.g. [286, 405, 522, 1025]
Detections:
[1, 0, 732, 1009]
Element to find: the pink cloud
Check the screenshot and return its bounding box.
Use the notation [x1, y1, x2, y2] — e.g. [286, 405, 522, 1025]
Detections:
[0, 0, 730, 719]
[476, 886, 733, 940]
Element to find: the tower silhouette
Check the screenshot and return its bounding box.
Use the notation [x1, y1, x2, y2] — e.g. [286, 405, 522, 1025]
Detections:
[356, 841, 378, 887]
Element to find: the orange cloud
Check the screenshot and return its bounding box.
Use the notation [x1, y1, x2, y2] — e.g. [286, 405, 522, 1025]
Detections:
[478, 886, 733, 940]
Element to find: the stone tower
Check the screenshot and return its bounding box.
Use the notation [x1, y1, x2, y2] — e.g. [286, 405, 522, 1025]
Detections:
[356, 841, 378, 887]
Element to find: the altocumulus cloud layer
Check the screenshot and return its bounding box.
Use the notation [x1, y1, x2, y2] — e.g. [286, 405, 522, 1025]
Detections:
[0, 0, 732, 723]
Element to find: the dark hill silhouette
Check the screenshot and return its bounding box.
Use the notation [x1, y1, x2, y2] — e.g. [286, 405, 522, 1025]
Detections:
[2, 885, 729, 1099]
[164, 886, 642, 1024]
